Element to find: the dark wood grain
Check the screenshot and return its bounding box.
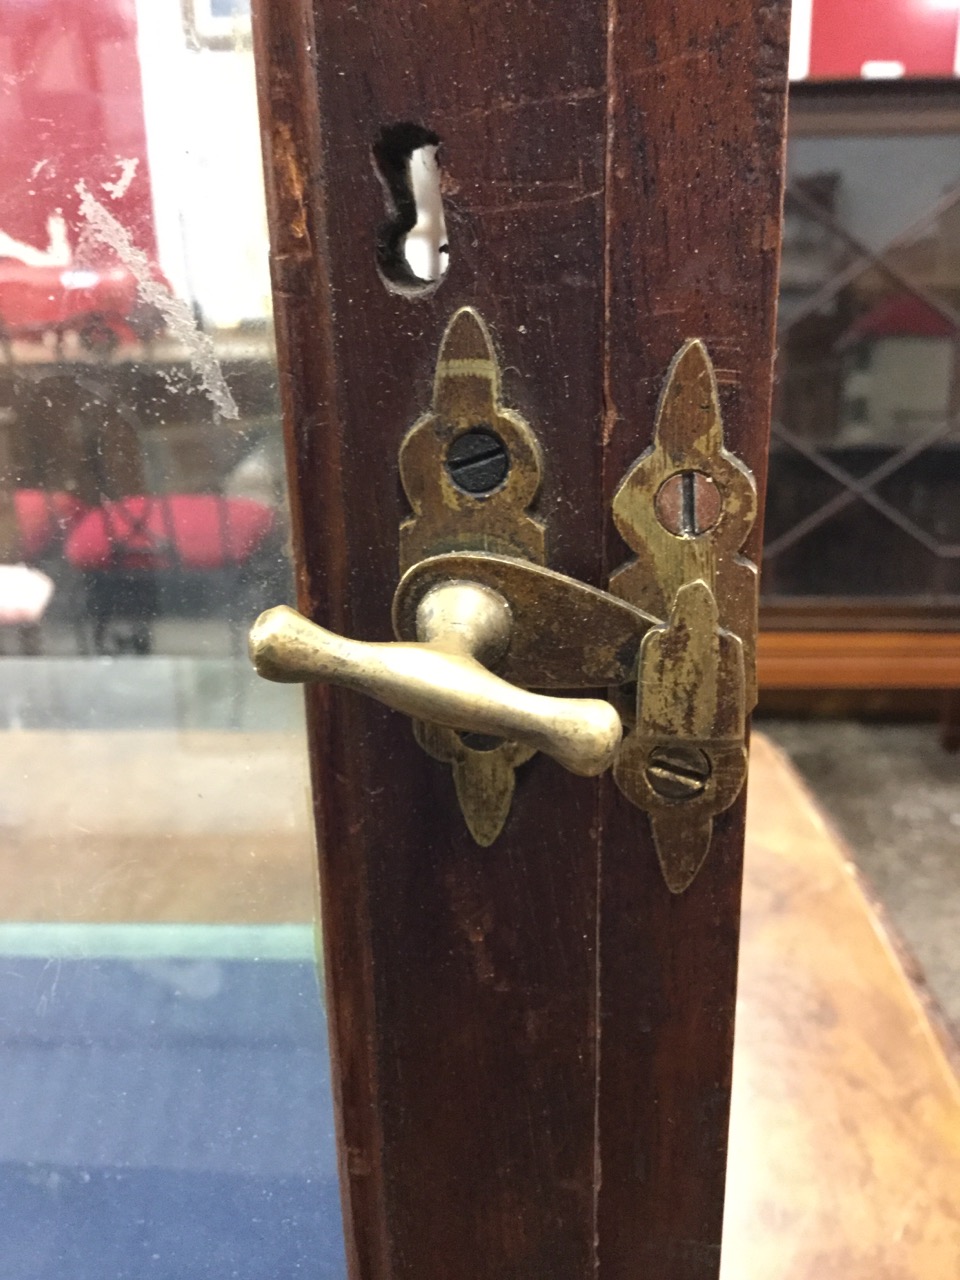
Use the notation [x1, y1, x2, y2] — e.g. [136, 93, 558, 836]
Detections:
[253, 4, 608, 1278]
[597, 4, 790, 1278]
[251, 3, 789, 1278]
[251, 9, 387, 1279]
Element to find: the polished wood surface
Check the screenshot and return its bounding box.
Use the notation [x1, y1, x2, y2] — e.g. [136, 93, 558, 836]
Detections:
[760, 630, 960, 689]
[3, 727, 957, 1276]
[251, 2, 788, 1275]
[725, 734, 960, 1280]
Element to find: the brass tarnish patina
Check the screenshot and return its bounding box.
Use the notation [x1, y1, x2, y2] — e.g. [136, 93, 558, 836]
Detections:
[398, 307, 546, 845]
[248, 326, 757, 861]
[394, 551, 658, 689]
[610, 340, 757, 892]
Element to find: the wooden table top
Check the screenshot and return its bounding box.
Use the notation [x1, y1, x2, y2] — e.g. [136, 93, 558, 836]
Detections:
[724, 734, 960, 1279]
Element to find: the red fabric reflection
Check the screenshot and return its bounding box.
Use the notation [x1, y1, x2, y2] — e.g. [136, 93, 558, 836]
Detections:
[0, 0, 155, 254]
[809, 0, 960, 80]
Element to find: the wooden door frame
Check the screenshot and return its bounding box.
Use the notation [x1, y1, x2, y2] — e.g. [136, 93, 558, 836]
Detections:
[251, 4, 791, 1278]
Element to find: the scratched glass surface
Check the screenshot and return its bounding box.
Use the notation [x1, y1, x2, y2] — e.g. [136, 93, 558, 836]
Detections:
[0, 3, 344, 1277]
[766, 119, 960, 602]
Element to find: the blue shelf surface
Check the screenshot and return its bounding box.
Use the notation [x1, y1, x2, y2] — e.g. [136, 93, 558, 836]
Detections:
[0, 952, 346, 1280]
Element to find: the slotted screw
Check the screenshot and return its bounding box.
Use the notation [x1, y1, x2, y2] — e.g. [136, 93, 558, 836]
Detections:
[446, 425, 510, 494]
[645, 745, 712, 800]
[655, 470, 721, 537]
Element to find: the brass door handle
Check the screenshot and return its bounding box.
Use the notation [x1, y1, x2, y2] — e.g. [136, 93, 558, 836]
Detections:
[249, 581, 622, 777]
[250, 312, 756, 882]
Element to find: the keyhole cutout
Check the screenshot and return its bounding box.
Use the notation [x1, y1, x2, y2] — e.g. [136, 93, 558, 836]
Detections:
[373, 123, 450, 296]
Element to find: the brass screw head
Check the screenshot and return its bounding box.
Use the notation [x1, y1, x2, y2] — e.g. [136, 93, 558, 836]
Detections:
[645, 745, 712, 800]
[654, 470, 722, 537]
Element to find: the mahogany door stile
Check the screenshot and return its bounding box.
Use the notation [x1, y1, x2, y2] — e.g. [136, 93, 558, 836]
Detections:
[253, 4, 609, 1279]
[251, 3, 790, 1279]
[598, 6, 790, 1278]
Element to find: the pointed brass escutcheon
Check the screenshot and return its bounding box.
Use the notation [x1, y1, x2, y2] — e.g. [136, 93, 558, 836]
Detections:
[398, 307, 545, 845]
[610, 338, 758, 707]
[610, 339, 756, 891]
[412, 720, 534, 848]
[399, 306, 544, 566]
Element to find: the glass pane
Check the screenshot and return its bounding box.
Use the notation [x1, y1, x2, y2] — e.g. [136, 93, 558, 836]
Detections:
[767, 122, 960, 605]
[0, 2, 344, 1275]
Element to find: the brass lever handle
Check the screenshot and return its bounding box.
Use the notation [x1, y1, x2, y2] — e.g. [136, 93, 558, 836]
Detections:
[249, 582, 622, 777]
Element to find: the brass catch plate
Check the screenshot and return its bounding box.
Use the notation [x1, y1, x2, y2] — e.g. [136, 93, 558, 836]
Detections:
[610, 339, 757, 893]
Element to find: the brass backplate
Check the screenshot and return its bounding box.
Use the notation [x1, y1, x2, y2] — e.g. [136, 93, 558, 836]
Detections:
[394, 551, 657, 689]
[397, 307, 545, 845]
[610, 339, 757, 892]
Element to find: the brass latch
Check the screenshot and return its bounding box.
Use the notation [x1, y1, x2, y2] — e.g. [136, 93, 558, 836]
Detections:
[250, 309, 757, 892]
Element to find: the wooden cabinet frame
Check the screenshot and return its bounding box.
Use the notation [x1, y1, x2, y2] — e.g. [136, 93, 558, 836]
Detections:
[761, 82, 960, 740]
[251, 4, 790, 1278]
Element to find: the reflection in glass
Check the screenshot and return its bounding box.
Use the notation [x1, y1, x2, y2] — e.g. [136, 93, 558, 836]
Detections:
[767, 129, 960, 602]
[0, 2, 344, 1275]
